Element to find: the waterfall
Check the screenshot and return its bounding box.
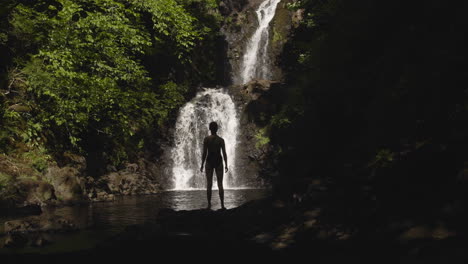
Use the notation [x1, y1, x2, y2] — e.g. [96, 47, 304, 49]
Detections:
[171, 88, 240, 190]
[239, 0, 281, 85]
[170, 0, 281, 190]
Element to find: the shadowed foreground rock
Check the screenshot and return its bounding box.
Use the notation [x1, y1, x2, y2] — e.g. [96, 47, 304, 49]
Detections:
[5, 215, 77, 234]
[2, 214, 78, 248]
[3, 195, 468, 264]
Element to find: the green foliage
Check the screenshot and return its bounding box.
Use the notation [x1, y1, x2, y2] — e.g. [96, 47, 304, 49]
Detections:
[271, 113, 292, 129]
[157, 81, 187, 120]
[0, 172, 12, 190]
[255, 127, 270, 149]
[22, 146, 51, 173]
[0, 0, 222, 177]
[0, 32, 7, 45]
[16, 0, 155, 149]
[368, 149, 395, 169]
[285, 1, 303, 11]
[2, 0, 218, 164]
[131, 0, 204, 60]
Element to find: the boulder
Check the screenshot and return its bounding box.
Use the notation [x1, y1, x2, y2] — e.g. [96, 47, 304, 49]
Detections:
[3, 233, 28, 248]
[102, 170, 160, 197]
[0, 179, 55, 209]
[3, 232, 53, 248]
[242, 79, 277, 100]
[15, 179, 56, 206]
[45, 166, 85, 204]
[4, 214, 77, 234]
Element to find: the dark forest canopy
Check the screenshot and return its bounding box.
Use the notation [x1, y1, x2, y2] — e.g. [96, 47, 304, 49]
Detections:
[264, 0, 468, 208]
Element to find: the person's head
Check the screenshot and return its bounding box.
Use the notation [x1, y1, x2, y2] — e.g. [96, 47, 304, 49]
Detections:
[209, 121, 218, 134]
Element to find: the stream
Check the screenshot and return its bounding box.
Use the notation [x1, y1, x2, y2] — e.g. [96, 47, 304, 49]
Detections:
[0, 189, 269, 254]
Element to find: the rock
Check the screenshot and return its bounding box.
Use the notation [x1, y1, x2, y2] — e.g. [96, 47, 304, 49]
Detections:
[218, 1, 230, 16]
[304, 219, 317, 229]
[3, 234, 28, 248]
[106, 164, 117, 172]
[101, 169, 159, 197]
[399, 225, 431, 241]
[8, 180, 56, 208]
[337, 233, 352, 240]
[32, 235, 51, 247]
[4, 219, 37, 233]
[0, 178, 55, 208]
[2, 232, 53, 248]
[252, 232, 274, 244]
[62, 152, 86, 172]
[242, 79, 278, 100]
[220, 0, 248, 15]
[45, 166, 85, 204]
[124, 162, 139, 173]
[5, 215, 78, 234]
[291, 8, 305, 28]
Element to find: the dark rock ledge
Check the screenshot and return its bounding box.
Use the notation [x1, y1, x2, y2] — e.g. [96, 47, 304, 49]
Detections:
[2, 214, 78, 248]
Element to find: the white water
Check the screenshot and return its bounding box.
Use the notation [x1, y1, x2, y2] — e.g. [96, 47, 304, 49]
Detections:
[239, 0, 281, 85]
[170, 0, 282, 190]
[171, 88, 240, 190]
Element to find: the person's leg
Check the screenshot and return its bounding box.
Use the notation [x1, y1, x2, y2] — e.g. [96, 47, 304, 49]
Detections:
[215, 164, 225, 209]
[205, 163, 214, 209]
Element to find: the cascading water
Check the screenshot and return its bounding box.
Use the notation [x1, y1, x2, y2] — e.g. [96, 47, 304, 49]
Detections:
[170, 0, 281, 190]
[171, 88, 239, 190]
[239, 0, 281, 85]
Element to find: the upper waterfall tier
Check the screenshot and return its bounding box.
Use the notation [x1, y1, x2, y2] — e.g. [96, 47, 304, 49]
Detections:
[239, 0, 281, 85]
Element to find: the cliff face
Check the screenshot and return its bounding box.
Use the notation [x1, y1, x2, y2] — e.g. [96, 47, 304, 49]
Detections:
[221, 0, 295, 85]
[218, 0, 297, 187]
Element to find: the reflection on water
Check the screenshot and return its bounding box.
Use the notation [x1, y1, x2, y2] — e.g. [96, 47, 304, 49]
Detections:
[0, 189, 269, 254]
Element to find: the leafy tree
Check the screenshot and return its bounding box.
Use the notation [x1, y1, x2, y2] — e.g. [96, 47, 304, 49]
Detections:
[1, 0, 221, 167]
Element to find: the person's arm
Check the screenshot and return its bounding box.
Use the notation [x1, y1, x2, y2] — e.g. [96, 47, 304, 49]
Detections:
[221, 139, 228, 173]
[200, 137, 208, 172]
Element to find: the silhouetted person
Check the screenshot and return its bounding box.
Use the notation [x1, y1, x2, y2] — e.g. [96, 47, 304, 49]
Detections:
[200, 121, 228, 210]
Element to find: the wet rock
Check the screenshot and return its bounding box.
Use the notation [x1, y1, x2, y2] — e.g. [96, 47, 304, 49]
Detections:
[92, 191, 115, 202]
[241, 79, 278, 100]
[102, 170, 160, 197]
[5, 215, 78, 234]
[2, 232, 54, 248]
[0, 179, 57, 209]
[220, 0, 248, 15]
